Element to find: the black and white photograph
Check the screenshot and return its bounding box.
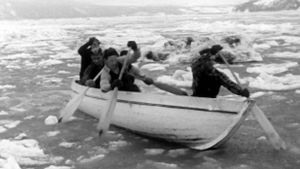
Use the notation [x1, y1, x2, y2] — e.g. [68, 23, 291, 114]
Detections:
[0, 0, 299, 168]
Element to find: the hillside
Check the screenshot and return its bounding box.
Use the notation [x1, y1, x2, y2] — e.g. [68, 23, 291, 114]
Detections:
[234, 0, 300, 12]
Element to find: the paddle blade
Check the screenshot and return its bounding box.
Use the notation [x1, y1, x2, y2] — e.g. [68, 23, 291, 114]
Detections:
[252, 105, 286, 150]
[153, 81, 188, 96]
[97, 89, 118, 136]
[59, 88, 88, 123]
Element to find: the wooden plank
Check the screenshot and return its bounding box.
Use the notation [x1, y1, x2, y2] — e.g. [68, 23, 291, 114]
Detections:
[252, 105, 286, 150]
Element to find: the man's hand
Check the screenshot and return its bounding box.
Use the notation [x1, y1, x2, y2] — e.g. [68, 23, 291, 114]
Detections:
[85, 80, 96, 87]
[241, 88, 250, 98]
[210, 44, 223, 55]
[111, 79, 123, 89]
[143, 77, 154, 85]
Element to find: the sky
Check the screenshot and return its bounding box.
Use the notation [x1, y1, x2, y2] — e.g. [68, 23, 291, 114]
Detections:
[82, 0, 249, 6]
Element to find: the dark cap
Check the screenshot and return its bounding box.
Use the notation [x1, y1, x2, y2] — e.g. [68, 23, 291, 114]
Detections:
[103, 47, 119, 59]
[210, 45, 223, 55]
[127, 41, 138, 51]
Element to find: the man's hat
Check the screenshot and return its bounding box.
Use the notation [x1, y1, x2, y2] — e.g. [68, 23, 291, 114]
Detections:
[210, 45, 223, 55]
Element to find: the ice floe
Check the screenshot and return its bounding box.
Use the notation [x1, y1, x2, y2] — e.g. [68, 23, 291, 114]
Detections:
[268, 35, 300, 45]
[156, 68, 193, 88]
[99, 29, 164, 47]
[156, 67, 246, 89]
[0, 127, 7, 133]
[253, 43, 272, 50]
[44, 165, 71, 169]
[140, 63, 169, 71]
[9, 106, 26, 113]
[36, 76, 63, 87]
[24, 116, 35, 120]
[0, 53, 36, 60]
[14, 133, 28, 140]
[59, 142, 76, 148]
[145, 148, 165, 155]
[156, 66, 300, 92]
[253, 40, 280, 50]
[38, 59, 64, 67]
[0, 156, 21, 169]
[248, 73, 300, 91]
[67, 63, 80, 68]
[44, 116, 58, 125]
[137, 160, 179, 169]
[0, 139, 52, 165]
[269, 52, 300, 59]
[58, 71, 71, 74]
[108, 140, 129, 151]
[250, 91, 269, 98]
[0, 111, 9, 116]
[0, 85, 16, 90]
[49, 52, 77, 60]
[46, 131, 60, 137]
[167, 149, 188, 158]
[6, 65, 22, 70]
[0, 120, 21, 133]
[4, 121, 21, 129]
[246, 62, 298, 74]
[156, 75, 192, 89]
[78, 154, 105, 164]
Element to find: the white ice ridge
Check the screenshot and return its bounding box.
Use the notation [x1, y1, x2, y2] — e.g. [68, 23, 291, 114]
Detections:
[156, 69, 193, 88]
[38, 59, 64, 67]
[0, 120, 21, 133]
[0, 156, 21, 169]
[247, 62, 298, 75]
[0, 85, 16, 90]
[253, 40, 279, 50]
[254, 0, 278, 6]
[44, 116, 58, 126]
[49, 52, 77, 60]
[140, 63, 169, 71]
[156, 67, 245, 89]
[44, 165, 71, 169]
[172, 21, 294, 34]
[270, 52, 300, 59]
[0, 139, 52, 166]
[267, 35, 300, 45]
[248, 73, 300, 91]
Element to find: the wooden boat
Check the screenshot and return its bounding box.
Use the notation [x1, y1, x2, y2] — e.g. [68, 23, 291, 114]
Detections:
[70, 80, 286, 150]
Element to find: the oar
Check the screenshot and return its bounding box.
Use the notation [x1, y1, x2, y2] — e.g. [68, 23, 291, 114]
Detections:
[97, 57, 128, 136]
[220, 55, 286, 150]
[58, 70, 103, 123]
[219, 55, 241, 85]
[153, 81, 188, 95]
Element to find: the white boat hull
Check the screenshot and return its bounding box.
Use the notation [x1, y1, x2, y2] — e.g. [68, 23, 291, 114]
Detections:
[71, 80, 255, 150]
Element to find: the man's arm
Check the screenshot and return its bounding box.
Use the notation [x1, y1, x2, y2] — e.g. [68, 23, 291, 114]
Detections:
[128, 65, 145, 80]
[78, 41, 91, 57]
[80, 64, 94, 84]
[100, 66, 112, 92]
[117, 49, 141, 65]
[128, 65, 154, 85]
[213, 69, 245, 96]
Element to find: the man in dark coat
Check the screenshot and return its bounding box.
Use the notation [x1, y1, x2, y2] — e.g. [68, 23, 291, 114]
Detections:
[78, 37, 102, 80]
[191, 45, 250, 98]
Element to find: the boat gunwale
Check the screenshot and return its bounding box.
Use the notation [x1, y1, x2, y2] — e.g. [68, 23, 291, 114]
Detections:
[83, 92, 239, 114]
[72, 79, 250, 115]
